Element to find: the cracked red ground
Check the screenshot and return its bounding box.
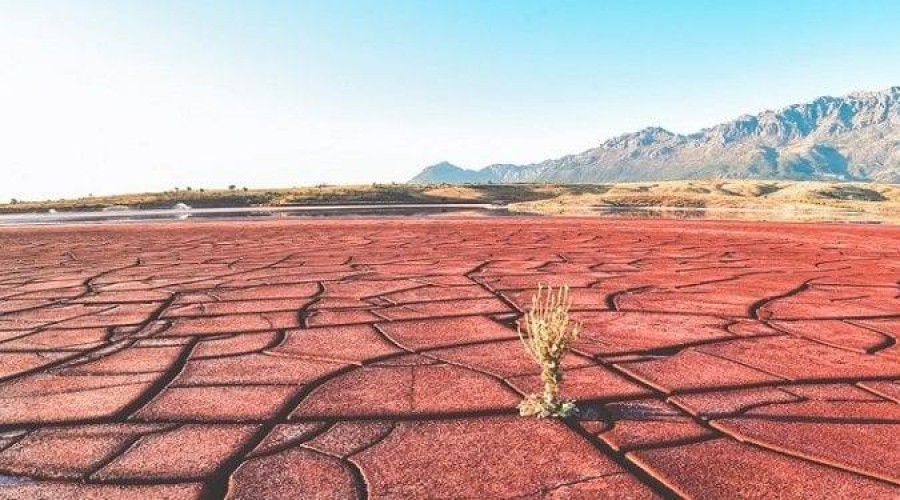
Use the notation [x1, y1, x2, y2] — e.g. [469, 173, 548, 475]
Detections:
[0, 218, 898, 499]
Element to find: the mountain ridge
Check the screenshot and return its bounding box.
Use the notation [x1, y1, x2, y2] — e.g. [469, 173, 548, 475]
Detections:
[411, 86, 900, 184]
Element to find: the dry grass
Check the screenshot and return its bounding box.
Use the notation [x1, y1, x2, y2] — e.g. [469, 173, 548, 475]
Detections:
[517, 285, 582, 418]
[421, 185, 486, 200]
[508, 180, 900, 222]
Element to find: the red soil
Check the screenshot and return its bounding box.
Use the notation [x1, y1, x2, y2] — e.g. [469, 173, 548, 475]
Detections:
[0, 218, 898, 499]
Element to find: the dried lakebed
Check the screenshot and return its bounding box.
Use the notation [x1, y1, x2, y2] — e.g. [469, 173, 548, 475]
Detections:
[0, 218, 898, 499]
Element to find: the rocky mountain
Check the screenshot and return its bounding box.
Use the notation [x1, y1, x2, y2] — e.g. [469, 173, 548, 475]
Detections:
[411, 87, 900, 184]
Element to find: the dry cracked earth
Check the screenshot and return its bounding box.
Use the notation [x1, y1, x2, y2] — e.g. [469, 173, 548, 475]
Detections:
[0, 218, 898, 499]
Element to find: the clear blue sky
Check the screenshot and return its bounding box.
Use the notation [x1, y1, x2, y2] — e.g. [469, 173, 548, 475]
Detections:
[2, 1, 898, 201]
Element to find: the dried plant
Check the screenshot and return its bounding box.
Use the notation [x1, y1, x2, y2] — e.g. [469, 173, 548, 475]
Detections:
[517, 284, 582, 418]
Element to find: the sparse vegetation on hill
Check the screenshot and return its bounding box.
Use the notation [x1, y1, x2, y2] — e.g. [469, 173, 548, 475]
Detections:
[0, 183, 550, 214]
[506, 180, 900, 221]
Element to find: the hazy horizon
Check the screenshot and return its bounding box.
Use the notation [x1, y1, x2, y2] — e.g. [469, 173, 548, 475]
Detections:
[3, 1, 900, 202]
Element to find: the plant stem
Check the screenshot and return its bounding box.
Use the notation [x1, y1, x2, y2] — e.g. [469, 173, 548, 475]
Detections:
[542, 363, 559, 405]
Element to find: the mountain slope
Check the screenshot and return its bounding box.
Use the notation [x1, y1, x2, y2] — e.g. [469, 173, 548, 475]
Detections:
[410, 87, 900, 184]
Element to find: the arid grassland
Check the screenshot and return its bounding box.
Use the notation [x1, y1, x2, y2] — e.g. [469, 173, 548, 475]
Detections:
[3, 180, 899, 222]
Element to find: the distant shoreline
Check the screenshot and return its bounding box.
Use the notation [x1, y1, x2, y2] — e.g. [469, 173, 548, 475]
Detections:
[2, 180, 899, 223]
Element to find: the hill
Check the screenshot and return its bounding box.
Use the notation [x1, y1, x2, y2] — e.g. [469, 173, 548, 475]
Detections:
[411, 87, 900, 184]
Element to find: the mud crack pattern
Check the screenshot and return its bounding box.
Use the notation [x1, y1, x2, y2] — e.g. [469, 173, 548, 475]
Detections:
[0, 219, 898, 499]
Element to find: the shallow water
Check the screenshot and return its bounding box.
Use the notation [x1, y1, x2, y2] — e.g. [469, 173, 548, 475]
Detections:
[0, 204, 509, 225]
[0, 203, 893, 225]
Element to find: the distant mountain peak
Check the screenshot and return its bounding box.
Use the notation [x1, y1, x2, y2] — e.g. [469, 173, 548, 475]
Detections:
[410, 86, 899, 184]
[413, 161, 486, 184]
[603, 126, 677, 147]
[847, 86, 900, 99]
[420, 161, 462, 172]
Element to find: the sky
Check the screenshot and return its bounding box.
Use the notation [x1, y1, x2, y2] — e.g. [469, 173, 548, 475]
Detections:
[2, 1, 899, 202]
